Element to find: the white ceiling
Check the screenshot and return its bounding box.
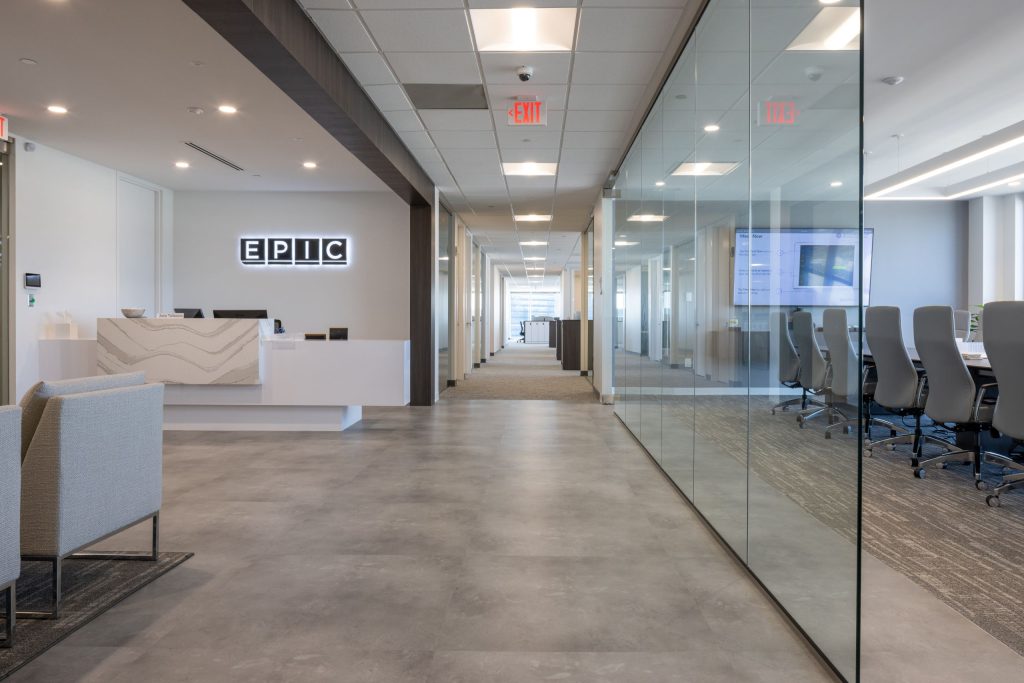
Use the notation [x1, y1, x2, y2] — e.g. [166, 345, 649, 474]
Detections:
[298, 0, 695, 286]
[864, 0, 1024, 199]
[0, 0, 389, 192]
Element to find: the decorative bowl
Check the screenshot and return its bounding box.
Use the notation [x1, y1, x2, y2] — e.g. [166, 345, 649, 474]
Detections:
[121, 308, 146, 318]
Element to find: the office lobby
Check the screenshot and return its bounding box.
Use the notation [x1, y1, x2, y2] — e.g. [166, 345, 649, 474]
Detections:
[1, 0, 1024, 682]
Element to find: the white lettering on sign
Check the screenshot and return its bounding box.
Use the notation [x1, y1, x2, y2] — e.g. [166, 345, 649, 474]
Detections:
[239, 237, 349, 266]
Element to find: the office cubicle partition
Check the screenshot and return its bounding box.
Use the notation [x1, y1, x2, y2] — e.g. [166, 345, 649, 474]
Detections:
[611, 0, 863, 679]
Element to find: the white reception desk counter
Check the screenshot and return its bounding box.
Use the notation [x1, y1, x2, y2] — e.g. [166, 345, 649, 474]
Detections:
[40, 318, 410, 431]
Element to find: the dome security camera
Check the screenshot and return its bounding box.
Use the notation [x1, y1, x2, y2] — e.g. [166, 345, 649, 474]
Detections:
[516, 66, 534, 82]
[804, 66, 824, 82]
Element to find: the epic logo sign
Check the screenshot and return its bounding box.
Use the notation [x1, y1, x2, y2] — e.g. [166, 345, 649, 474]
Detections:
[240, 237, 348, 266]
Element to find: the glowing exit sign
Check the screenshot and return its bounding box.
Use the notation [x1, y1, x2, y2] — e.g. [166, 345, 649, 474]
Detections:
[760, 101, 799, 126]
[507, 101, 547, 126]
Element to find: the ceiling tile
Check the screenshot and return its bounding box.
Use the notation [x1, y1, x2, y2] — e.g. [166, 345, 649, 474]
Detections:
[354, 0, 463, 7]
[442, 148, 502, 170]
[577, 8, 682, 53]
[340, 53, 397, 84]
[431, 130, 496, 149]
[496, 130, 563, 149]
[581, 0, 689, 6]
[568, 84, 647, 111]
[480, 53, 571, 86]
[564, 109, 633, 132]
[561, 131, 625, 149]
[383, 109, 425, 132]
[571, 52, 663, 85]
[487, 85, 568, 110]
[308, 10, 377, 53]
[499, 148, 560, 164]
[303, 0, 353, 8]
[400, 130, 437, 149]
[363, 84, 412, 111]
[361, 10, 474, 52]
[420, 109, 494, 131]
[559, 148, 619, 165]
[387, 52, 482, 84]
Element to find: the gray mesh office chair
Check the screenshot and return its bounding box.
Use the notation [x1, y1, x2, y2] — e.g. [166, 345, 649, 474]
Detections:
[791, 311, 842, 427]
[864, 306, 942, 455]
[912, 306, 997, 484]
[981, 302, 1024, 506]
[770, 311, 810, 415]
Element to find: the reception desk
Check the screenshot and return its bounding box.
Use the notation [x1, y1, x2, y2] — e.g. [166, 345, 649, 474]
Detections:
[40, 318, 410, 432]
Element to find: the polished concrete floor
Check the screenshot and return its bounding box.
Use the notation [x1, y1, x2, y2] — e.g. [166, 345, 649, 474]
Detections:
[10, 399, 834, 682]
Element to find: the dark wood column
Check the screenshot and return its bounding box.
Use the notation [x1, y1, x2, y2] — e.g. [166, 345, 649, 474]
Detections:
[409, 201, 435, 406]
[183, 0, 436, 406]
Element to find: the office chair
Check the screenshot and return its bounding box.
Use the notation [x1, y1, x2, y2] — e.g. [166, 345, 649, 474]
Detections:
[791, 312, 842, 427]
[953, 308, 971, 341]
[863, 306, 945, 456]
[911, 306, 997, 486]
[822, 308, 876, 439]
[518, 321, 526, 343]
[770, 311, 810, 415]
[981, 302, 1024, 506]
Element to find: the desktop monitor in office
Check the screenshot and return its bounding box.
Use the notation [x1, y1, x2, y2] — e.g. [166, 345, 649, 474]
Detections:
[175, 308, 204, 319]
[212, 309, 268, 319]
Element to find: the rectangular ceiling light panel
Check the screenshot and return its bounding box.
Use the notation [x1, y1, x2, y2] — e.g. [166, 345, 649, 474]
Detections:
[503, 162, 558, 176]
[787, 7, 861, 51]
[671, 162, 739, 176]
[470, 8, 577, 52]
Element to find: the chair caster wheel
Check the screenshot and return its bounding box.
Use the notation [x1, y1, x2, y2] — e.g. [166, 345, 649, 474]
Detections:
[914, 467, 927, 479]
[771, 410, 776, 415]
[975, 479, 988, 491]
[987, 495, 1001, 508]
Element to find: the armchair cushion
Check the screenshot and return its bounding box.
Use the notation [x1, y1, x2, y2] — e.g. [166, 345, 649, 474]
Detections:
[19, 372, 145, 462]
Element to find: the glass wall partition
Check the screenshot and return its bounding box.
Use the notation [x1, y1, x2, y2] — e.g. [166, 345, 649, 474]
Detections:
[437, 208, 452, 394]
[610, 0, 863, 679]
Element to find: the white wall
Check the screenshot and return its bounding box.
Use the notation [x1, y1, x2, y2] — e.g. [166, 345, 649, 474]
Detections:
[866, 200, 969, 339]
[12, 139, 172, 398]
[173, 191, 409, 340]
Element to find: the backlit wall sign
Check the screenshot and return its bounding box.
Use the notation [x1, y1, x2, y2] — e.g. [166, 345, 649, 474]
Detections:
[240, 237, 348, 266]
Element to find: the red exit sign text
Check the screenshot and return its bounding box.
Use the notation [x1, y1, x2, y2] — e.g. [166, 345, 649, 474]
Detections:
[507, 101, 547, 126]
[761, 101, 799, 126]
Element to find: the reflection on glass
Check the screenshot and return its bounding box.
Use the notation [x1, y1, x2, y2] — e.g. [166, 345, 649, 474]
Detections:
[437, 209, 452, 393]
[610, 0, 862, 678]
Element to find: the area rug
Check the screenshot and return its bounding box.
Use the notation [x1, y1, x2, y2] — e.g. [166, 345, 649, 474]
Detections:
[0, 552, 192, 680]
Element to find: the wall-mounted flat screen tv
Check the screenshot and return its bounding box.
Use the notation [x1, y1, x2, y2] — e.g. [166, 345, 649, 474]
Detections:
[733, 228, 873, 306]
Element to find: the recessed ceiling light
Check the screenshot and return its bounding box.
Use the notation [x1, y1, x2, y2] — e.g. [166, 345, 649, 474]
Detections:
[704, 124, 720, 133]
[438, 256, 450, 261]
[175, 161, 190, 169]
[614, 240, 639, 246]
[655, 181, 666, 187]
[19, 58, 38, 66]
[523, 256, 545, 261]
[303, 161, 317, 169]
[515, 214, 551, 222]
[469, 8, 577, 52]
[673, 161, 739, 176]
[627, 215, 667, 223]
[520, 240, 548, 246]
[503, 162, 557, 176]
[218, 104, 238, 114]
[47, 105, 68, 114]
[819, 0, 841, 4]
[189, 60, 207, 68]
[830, 180, 843, 187]
[787, 7, 861, 51]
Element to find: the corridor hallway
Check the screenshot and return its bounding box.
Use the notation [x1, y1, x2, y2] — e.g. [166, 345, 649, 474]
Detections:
[443, 344, 595, 402]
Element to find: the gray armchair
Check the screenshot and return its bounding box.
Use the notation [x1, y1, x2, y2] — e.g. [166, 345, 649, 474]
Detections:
[981, 302, 1024, 506]
[791, 311, 840, 427]
[19, 373, 163, 618]
[0, 406, 21, 647]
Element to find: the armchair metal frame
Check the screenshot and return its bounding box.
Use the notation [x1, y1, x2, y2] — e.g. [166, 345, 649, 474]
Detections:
[18, 512, 158, 620]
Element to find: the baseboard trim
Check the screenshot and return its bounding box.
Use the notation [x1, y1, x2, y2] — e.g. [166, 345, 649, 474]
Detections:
[447, 379, 457, 388]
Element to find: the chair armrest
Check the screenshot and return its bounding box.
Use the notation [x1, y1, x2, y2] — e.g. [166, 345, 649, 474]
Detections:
[915, 376, 928, 408]
[973, 382, 998, 422]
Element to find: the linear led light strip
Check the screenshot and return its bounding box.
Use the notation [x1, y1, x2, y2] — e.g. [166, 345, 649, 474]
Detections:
[866, 127, 1024, 199]
[947, 171, 1024, 200]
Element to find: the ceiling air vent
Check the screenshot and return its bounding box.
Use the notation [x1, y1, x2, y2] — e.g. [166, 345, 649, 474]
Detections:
[183, 142, 244, 171]
[404, 84, 488, 110]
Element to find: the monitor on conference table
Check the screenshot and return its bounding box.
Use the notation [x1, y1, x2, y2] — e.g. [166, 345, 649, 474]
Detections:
[732, 228, 873, 307]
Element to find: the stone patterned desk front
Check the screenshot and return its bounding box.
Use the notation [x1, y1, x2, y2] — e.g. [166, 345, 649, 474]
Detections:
[97, 318, 261, 385]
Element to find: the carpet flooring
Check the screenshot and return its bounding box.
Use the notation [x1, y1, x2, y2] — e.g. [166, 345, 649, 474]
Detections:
[0, 552, 192, 680]
[653, 394, 1024, 657]
[443, 344, 597, 402]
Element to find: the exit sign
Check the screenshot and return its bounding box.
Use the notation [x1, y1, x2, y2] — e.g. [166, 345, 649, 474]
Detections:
[507, 101, 547, 126]
[760, 101, 799, 126]
[0, 116, 7, 142]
